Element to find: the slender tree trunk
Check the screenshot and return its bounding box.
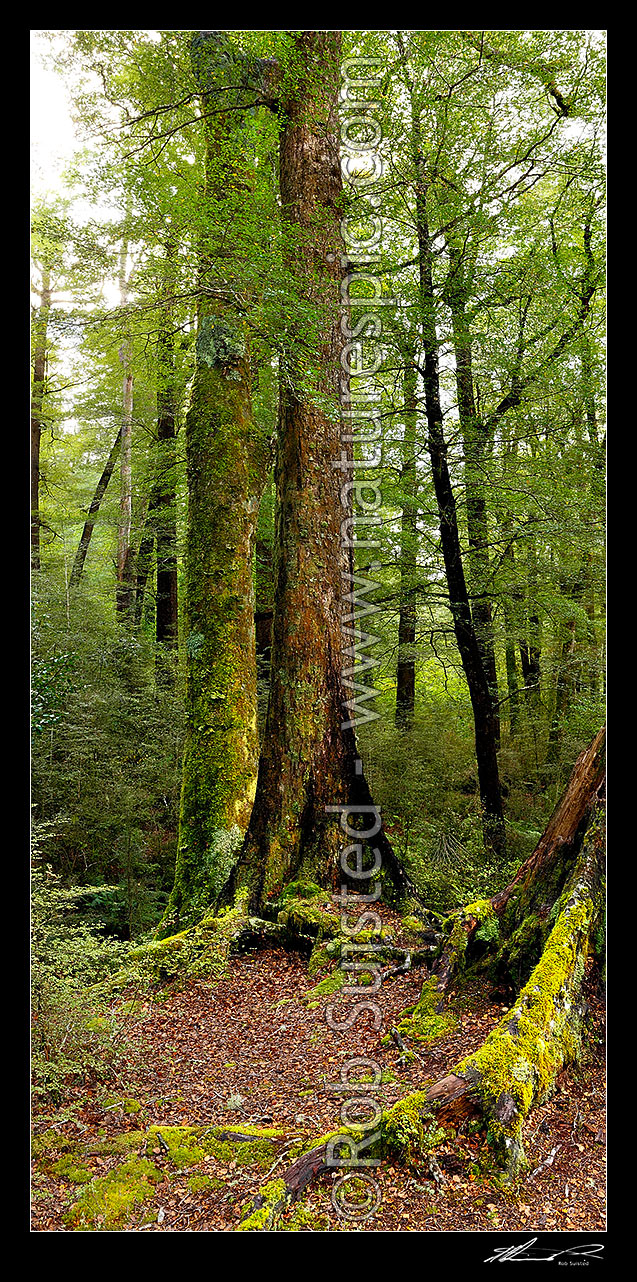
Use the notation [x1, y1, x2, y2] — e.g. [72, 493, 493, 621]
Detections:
[544, 613, 576, 773]
[155, 239, 179, 654]
[69, 429, 122, 588]
[133, 241, 180, 664]
[519, 516, 542, 714]
[395, 364, 418, 730]
[116, 234, 136, 619]
[448, 248, 500, 747]
[502, 533, 521, 735]
[31, 266, 51, 572]
[411, 138, 505, 856]
[255, 535, 274, 667]
[133, 517, 154, 627]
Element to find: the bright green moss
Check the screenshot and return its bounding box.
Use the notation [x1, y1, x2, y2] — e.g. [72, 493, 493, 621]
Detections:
[236, 1178, 287, 1232]
[391, 979, 457, 1046]
[307, 939, 332, 978]
[279, 1200, 329, 1232]
[63, 1157, 163, 1231]
[199, 1124, 290, 1170]
[51, 1156, 93, 1184]
[32, 1129, 75, 1159]
[127, 904, 251, 988]
[446, 899, 497, 967]
[148, 1126, 206, 1168]
[305, 967, 347, 1006]
[281, 880, 324, 902]
[277, 896, 340, 939]
[382, 1093, 446, 1166]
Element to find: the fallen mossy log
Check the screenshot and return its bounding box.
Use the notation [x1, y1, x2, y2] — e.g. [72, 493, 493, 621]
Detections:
[424, 804, 604, 1176]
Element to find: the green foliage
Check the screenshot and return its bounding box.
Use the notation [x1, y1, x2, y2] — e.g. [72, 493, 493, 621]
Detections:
[31, 858, 132, 1101]
[31, 650, 75, 736]
[32, 585, 185, 937]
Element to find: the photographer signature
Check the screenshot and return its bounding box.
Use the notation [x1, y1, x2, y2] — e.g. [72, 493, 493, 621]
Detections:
[484, 1238, 604, 1263]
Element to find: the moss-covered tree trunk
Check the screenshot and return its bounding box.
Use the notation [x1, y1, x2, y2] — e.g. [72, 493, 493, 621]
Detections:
[164, 33, 270, 930]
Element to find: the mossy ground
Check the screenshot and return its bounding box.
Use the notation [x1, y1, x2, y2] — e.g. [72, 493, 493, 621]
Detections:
[32, 894, 605, 1233]
[35, 1121, 294, 1232]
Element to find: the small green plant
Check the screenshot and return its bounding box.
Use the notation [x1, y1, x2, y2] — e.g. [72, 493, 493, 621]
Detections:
[31, 857, 133, 1101]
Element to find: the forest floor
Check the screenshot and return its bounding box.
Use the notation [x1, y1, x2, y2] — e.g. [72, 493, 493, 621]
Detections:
[31, 912, 606, 1233]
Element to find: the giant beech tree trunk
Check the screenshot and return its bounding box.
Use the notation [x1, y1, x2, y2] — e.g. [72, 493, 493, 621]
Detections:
[228, 29, 359, 911]
[31, 265, 51, 572]
[164, 32, 271, 931]
[229, 30, 409, 914]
